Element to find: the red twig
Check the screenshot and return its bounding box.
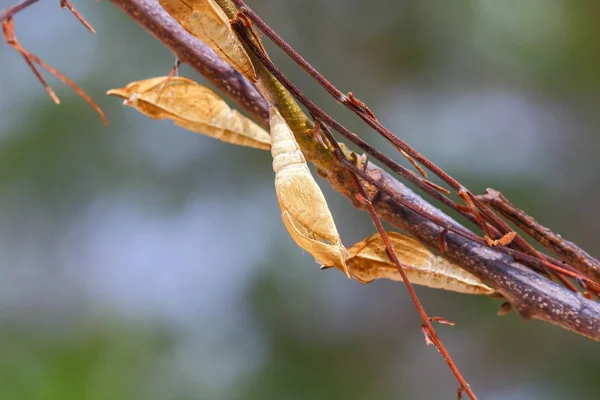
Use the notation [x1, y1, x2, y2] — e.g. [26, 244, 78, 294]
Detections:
[156, 58, 181, 99]
[230, 18, 477, 230]
[231, 0, 466, 189]
[318, 122, 477, 399]
[60, 0, 95, 34]
[3, 18, 59, 103]
[478, 188, 600, 282]
[2, 17, 107, 125]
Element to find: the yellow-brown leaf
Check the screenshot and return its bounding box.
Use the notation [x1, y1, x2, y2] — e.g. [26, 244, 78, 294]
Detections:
[107, 76, 270, 150]
[159, 0, 257, 82]
[343, 231, 494, 295]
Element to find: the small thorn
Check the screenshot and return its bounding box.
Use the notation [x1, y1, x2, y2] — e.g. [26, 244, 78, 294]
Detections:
[485, 231, 517, 247]
[497, 302, 513, 316]
[60, 0, 96, 34]
[429, 316, 455, 326]
[354, 192, 369, 205]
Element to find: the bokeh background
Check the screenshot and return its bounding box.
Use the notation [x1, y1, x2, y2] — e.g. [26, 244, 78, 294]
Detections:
[1, 0, 600, 399]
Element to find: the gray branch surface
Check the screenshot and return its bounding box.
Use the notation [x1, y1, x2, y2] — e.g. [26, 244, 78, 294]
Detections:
[110, 0, 600, 341]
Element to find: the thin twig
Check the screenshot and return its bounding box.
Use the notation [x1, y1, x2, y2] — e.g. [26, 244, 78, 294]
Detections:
[228, 17, 477, 227]
[231, 5, 476, 223]
[230, 0, 468, 192]
[478, 188, 600, 282]
[319, 122, 477, 398]
[0, 0, 40, 21]
[60, 0, 95, 34]
[156, 58, 181, 99]
[2, 17, 107, 125]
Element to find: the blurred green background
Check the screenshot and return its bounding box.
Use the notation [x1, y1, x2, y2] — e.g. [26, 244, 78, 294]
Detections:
[1, 0, 600, 399]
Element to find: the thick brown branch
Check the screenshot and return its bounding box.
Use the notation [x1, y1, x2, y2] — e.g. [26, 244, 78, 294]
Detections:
[109, 0, 600, 341]
[368, 170, 600, 339]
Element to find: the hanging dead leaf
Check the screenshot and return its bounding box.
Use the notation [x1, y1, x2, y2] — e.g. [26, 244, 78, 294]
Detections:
[107, 76, 270, 150]
[270, 106, 350, 276]
[159, 0, 257, 82]
[341, 231, 494, 295]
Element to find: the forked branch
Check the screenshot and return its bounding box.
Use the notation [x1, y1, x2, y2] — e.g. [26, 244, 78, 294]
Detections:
[1, 6, 107, 124]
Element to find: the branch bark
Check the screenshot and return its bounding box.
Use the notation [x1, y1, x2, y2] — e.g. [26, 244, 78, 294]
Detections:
[109, 0, 600, 341]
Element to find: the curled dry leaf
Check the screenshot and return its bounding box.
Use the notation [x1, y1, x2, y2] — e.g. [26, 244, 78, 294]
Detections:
[107, 76, 270, 150]
[341, 231, 495, 295]
[159, 0, 257, 82]
[270, 106, 350, 277]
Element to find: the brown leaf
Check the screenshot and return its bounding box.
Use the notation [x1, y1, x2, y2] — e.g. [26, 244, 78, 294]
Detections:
[107, 76, 270, 150]
[342, 231, 495, 295]
[159, 0, 257, 82]
[270, 106, 350, 277]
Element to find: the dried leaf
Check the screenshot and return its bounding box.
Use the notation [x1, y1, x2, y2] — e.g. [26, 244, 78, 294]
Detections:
[159, 0, 257, 82]
[270, 106, 350, 276]
[343, 231, 495, 295]
[107, 76, 270, 150]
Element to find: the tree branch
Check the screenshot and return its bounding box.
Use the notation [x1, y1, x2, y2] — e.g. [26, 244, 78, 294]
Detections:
[108, 0, 600, 341]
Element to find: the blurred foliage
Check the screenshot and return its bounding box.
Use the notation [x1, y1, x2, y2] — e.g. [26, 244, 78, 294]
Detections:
[0, 321, 170, 400]
[1, 0, 600, 399]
